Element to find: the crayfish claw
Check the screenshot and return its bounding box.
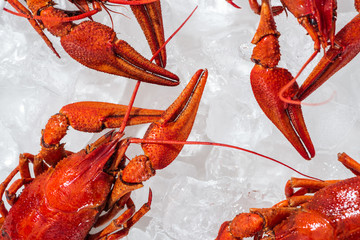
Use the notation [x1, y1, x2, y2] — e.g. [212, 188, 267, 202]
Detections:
[250, 0, 314, 159]
[130, 1, 167, 67]
[60, 21, 179, 86]
[216, 213, 264, 240]
[251, 65, 315, 160]
[141, 69, 208, 170]
[112, 39, 178, 85]
[287, 104, 315, 159]
[121, 69, 208, 184]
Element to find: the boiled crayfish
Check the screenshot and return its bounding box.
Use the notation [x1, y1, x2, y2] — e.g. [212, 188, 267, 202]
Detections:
[216, 152, 360, 239]
[66, 0, 168, 68]
[245, 0, 360, 160]
[0, 69, 207, 239]
[4, 0, 178, 85]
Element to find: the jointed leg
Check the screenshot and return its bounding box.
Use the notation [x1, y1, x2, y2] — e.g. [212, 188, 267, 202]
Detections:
[0, 167, 19, 222]
[338, 152, 360, 176]
[285, 178, 339, 198]
[88, 190, 152, 240]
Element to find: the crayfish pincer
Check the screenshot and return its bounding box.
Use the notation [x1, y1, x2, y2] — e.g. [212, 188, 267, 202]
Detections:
[249, 0, 314, 160]
[216, 152, 360, 240]
[246, 0, 360, 159]
[0, 69, 208, 239]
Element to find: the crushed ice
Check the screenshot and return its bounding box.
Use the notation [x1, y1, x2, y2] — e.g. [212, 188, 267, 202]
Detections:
[0, 0, 359, 239]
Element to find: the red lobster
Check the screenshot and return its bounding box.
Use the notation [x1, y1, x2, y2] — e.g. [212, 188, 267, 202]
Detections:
[0, 69, 207, 239]
[216, 152, 360, 239]
[4, 0, 178, 85]
[247, 0, 360, 160]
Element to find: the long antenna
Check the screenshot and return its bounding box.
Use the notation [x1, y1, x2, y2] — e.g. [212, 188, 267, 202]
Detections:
[130, 138, 322, 181]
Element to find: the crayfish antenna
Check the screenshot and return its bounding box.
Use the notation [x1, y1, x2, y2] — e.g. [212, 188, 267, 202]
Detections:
[4, 7, 100, 22]
[226, 0, 241, 9]
[107, 0, 159, 4]
[104, 0, 164, 66]
[130, 139, 320, 181]
[277, 50, 338, 108]
[279, 50, 318, 106]
[129, 2, 197, 68]
[150, 5, 198, 63]
[296, 14, 360, 101]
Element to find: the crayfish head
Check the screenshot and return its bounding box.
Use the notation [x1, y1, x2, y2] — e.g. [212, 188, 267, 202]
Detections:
[281, 0, 337, 51]
[44, 132, 122, 212]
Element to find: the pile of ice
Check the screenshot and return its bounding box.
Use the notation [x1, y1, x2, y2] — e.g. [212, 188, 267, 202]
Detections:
[0, 0, 359, 239]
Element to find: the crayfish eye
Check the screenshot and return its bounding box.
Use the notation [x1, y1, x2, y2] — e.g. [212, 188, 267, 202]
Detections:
[2, 229, 9, 238]
[332, 10, 337, 21]
[309, 17, 318, 27]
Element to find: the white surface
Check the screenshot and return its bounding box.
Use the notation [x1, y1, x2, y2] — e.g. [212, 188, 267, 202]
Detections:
[0, 0, 359, 239]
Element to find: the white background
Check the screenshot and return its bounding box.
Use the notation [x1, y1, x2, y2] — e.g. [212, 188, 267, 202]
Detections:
[0, 0, 360, 239]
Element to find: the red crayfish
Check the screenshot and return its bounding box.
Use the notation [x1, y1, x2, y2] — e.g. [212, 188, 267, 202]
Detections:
[4, 0, 179, 85]
[0, 69, 207, 239]
[240, 0, 360, 159]
[216, 152, 360, 239]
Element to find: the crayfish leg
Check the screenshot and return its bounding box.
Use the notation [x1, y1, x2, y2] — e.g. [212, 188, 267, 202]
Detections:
[338, 152, 360, 176]
[6, 0, 60, 57]
[285, 178, 339, 198]
[89, 190, 152, 240]
[37, 102, 165, 167]
[0, 167, 19, 219]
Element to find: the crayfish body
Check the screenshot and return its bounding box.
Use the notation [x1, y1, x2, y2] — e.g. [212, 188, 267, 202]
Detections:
[216, 152, 360, 239]
[0, 69, 208, 239]
[1, 133, 127, 239]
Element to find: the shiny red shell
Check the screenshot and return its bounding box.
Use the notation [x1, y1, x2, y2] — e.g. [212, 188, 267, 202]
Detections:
[274, 177, 360, 239]
[1, 139, 117, 240]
